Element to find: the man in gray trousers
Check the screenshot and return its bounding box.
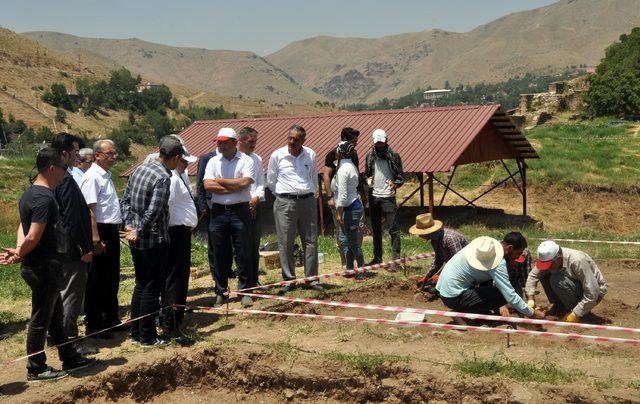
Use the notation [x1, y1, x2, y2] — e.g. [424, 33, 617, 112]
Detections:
[51, 133, 96, 355]
[267, 125, 323, 295]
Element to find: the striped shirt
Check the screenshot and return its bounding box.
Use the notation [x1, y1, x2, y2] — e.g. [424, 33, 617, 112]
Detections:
[121, 159, 171, 249]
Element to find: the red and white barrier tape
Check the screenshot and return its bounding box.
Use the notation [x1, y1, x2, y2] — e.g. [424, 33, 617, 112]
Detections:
[235, 291, 640, 334]
[187, 305, 640, 346]
[531, 237, 640, 246]
[238, 252, 435, 293]
[2, 310, 161, 367]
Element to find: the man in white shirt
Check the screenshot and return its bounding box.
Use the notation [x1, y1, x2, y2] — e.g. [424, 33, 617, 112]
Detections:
[71, 147, 94, 185]
[79, 139, 123, 338]
[160, 149, 197, 334]
[204, 128, 256, 308]
[267, 125, 322, 295]
[237, 127, 264, 287]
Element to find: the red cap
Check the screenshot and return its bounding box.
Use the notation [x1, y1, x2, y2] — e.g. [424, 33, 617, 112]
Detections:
[535, 259, 554, 270]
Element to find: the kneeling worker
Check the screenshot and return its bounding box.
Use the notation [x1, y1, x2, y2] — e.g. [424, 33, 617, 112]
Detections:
[526, 240, 607, 323]
[436, 233, 545, 321]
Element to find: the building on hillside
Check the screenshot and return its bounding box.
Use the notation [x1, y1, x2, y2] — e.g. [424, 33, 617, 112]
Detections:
[423, 89, 452, 105]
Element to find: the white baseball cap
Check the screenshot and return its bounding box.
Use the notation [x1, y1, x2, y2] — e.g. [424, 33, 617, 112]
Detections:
[217, 127, 237, 141]
[536, 240, 560, 270]
[372, 129, 388, 143]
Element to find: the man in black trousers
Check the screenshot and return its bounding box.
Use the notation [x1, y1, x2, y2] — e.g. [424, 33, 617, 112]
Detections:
[80, 139, 123, 338]
[160, 148, 197, 334]
[0, 148, 93, 381]
[121, 136, 190, 347]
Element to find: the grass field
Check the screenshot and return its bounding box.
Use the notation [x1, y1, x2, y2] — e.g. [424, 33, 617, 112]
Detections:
[447, 121, 640, 190]
[1, 120, 639, 328]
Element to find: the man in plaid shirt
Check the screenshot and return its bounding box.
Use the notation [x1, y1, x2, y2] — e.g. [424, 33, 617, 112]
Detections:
[409, 214, 468, 292]
[121, 136, 194, 348]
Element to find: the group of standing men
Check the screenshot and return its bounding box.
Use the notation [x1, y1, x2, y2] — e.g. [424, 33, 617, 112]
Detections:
[0, 124, 609, 382]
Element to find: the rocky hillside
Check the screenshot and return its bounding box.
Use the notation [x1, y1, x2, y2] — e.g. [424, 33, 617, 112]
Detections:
[267, 0, 640, 102]
[0, 26, 127, 134]
[23, 32, 323, 104]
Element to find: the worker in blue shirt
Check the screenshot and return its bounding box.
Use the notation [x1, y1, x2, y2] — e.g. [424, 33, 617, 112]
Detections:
[436, 232, 546, 322]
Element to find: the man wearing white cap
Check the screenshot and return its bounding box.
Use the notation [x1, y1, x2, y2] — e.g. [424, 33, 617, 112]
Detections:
[436, 233, 545, 320]
[364, 129, 404, 268]
[204, 128, 256, 308]
[526, 241, 607, 323]
[160, 145, 198, 334]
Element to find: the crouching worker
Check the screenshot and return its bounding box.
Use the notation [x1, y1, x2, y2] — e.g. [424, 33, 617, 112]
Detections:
[410, 214, 467, 293]
[436, 233, 545, 323]
[526, 240, 607, 323]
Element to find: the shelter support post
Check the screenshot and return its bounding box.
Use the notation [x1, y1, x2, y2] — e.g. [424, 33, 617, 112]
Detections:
[427, 172, 434, 214]
[317, 181, 325, 237]
[419, 173, 424, 207]
[519, 159, 527, 216]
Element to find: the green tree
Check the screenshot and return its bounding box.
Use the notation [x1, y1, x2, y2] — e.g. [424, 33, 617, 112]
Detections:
[140, 110, 173, 141]
[583, 27, 640, 117]
[136, 85, 173, 113]
[42, 83, 76, 112]
[55, 108, 67, 123]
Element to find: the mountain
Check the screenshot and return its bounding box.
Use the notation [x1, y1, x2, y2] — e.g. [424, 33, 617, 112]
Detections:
[23, 32, 323, 104]
[0, 26, 129, 133]
[21, 0, 640, 105]
[267, 0, 640, 102]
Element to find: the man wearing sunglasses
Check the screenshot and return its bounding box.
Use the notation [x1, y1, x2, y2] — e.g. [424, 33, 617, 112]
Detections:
[0, 148, 94, 381]
[51, 133, 95, 355]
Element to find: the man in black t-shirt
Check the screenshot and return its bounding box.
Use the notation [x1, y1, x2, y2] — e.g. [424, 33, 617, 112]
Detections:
[0, 148, 93, 382]
[320, 128, 361, 267]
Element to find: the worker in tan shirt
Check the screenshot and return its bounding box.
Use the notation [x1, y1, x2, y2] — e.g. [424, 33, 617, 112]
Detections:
[525, 240, 607, 323]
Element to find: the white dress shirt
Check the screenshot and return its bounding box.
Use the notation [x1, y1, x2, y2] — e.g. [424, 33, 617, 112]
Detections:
[248, 152, 265, 201]
[267, 146, 318, 196]
[80, 163, 122, 224]
[203, 150, 255, 205]
[169, 169, 198, 227]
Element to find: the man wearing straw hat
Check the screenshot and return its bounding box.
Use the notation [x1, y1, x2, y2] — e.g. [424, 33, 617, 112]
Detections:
[409, 213, 467, 293]
[436, 233, 546, 321]
[526, 240, 607, 323]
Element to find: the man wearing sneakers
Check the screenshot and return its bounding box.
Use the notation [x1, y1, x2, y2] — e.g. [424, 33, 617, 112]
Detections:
[0, 148, 94, 381]
[365, 129, 404, 269]
[121, 136, 190, 347]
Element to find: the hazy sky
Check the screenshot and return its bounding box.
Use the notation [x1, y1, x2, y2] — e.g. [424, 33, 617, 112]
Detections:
[2, 0, 558, 55]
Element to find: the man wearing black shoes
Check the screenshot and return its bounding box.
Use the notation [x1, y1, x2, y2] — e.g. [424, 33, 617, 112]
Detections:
[0, 148, 94, 381]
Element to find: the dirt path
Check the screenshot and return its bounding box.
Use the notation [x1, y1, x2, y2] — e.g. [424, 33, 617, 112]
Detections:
[1, 260, 639, 403]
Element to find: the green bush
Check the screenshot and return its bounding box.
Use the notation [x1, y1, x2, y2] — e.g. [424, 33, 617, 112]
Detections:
[583, 27, 640, 117]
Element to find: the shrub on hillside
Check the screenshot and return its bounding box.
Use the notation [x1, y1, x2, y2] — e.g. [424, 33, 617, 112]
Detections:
[42, 83, 77, 112]
[583, 27, 640, 117]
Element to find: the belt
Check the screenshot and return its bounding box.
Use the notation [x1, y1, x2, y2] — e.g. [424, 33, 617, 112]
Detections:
[278, 193, 313, 200]
[211, 202, 248, 210]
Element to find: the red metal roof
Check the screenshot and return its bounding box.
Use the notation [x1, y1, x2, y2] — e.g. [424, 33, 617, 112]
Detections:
[123, 104, 537, 176]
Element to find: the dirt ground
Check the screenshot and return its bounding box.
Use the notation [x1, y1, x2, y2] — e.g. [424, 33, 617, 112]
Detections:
[1, 259, 639, 403]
